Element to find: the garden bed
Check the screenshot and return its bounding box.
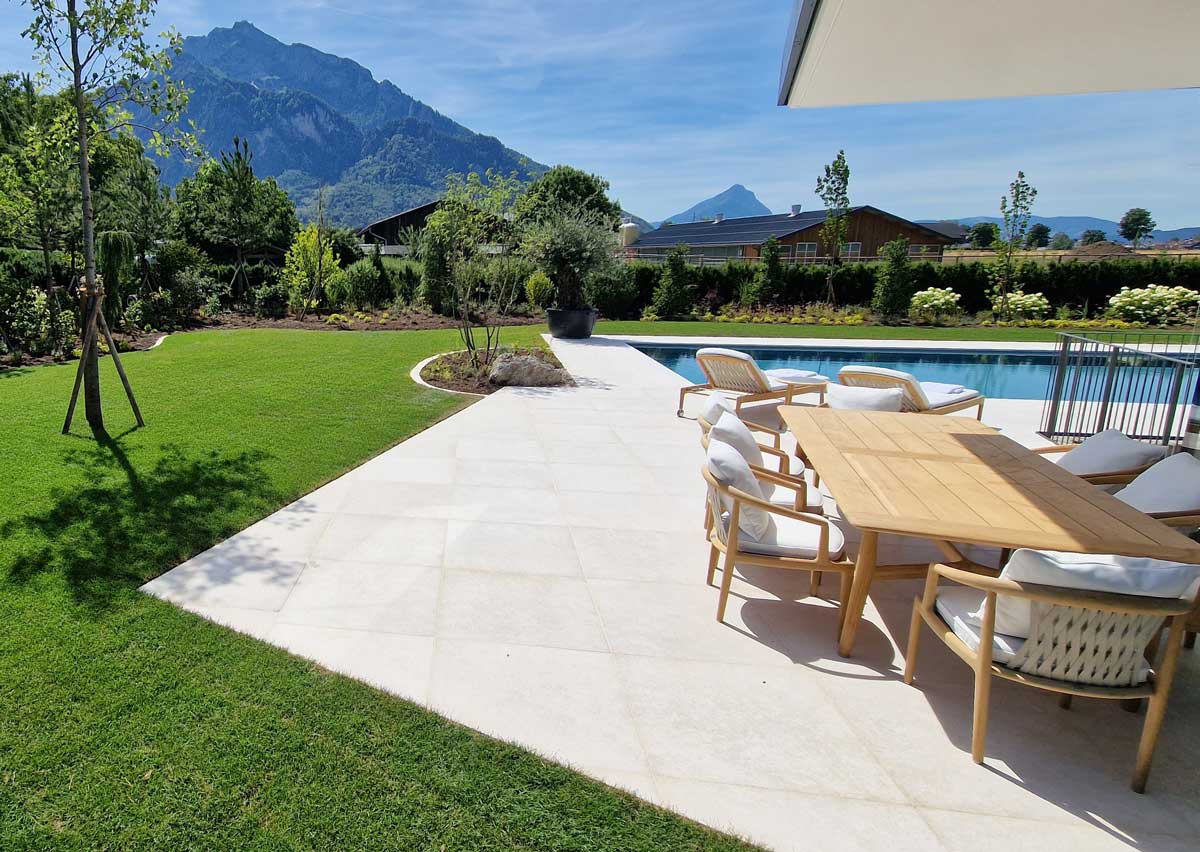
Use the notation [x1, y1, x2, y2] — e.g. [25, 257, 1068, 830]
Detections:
[197, 308, 544, 333]
[421, 347, 568, 395]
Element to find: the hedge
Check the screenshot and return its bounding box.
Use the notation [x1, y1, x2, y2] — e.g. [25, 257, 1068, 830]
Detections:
[601, 258, 1200, 319]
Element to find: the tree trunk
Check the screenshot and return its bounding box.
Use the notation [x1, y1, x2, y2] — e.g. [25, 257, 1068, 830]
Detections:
[68, 2, 102, 432]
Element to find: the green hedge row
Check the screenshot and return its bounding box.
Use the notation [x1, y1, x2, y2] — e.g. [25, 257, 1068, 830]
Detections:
[591, 258, 1200, 319]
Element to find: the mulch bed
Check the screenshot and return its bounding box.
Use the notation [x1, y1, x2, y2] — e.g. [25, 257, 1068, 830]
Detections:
[420, 348, 566, 395]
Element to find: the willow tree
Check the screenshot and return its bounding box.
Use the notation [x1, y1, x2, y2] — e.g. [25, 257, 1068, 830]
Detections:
[22, 0, 196, 433]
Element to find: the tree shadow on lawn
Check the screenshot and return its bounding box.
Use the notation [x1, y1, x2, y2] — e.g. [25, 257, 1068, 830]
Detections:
[2, 429, 278, 612]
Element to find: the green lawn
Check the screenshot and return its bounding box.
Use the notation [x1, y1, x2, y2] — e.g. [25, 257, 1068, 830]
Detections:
[595, 319, 1070, 342]
[0, 327, 756, 851]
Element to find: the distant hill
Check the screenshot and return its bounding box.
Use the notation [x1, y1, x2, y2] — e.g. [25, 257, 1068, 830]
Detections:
[922, 215, 1200, 244]
[150, 21, 545, 226]
[659, 184, 771, 226]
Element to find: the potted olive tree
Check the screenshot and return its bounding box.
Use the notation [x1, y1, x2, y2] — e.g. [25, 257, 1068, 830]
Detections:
[521, 207, 616, 338]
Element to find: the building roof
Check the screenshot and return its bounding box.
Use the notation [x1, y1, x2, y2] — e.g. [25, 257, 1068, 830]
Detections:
[630, 206, 953, 249]
[918, 221, 969, 242]
[778, 0, 1199, 108]
[357, 200, 442, 236]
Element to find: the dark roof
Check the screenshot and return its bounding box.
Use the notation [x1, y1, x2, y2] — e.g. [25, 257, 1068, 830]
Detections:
[356, 200, 442, 236]
[918, 221, 969, 242]
[631, 205, 955, 249]
[632, 208, 853, 249]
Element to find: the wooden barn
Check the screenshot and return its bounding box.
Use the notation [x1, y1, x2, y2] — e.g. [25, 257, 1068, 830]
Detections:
[357, 200, 442, 253]
[626, 206, 958, 263]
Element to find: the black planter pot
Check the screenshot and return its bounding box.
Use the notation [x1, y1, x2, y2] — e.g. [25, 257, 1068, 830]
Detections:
[546, 307, 598, 339]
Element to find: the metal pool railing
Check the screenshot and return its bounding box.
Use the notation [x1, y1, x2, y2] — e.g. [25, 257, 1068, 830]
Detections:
[1040, 331, 1200, 446]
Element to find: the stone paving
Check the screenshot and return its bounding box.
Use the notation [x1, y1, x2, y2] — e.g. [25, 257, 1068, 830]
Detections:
[144, 336, 1200, 852]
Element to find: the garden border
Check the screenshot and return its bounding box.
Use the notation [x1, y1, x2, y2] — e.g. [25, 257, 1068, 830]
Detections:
[410, 351, 487, 398]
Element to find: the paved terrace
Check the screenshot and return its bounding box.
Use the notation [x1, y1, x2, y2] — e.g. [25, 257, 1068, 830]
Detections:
[144, 336, 1200, 852]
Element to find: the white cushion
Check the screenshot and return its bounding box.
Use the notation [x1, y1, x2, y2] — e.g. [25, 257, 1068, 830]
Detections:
[765, 368, 823, 383]
[711, 411, 765, 469]
[706, 439, 770, 540]
[699, 392, 735, 428]
[840, 365, 930, 407]
[1115, 451, 1200, 515]
[935, 587, 1026, 665]
[731, 511, 845, 560]
[697, 347, 754, 362]
[766, 468, 823, 512]
[921, 383, 981, 409]
[826, 383, 904, 412]
[1055, 429, 1168, 476]
[972, 548, 1200, 639]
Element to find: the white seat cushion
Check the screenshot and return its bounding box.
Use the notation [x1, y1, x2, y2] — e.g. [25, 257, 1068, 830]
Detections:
[921, 383, 981, 409]
[1055, 429, 1168, 476]
[974, 548, 1200, 639]
[765, 368, 828, 386]
[706, 439, 770, 540]
[711, 411, 765, 469]
[766, 469, 823, 512]
[730, 512, 845, 560]
[697, 346, 754, 362]
[826, 383, 904, 412]
[1115, 451, 1200, 515]
[935, 587, 1026, 665]
[840, 365, 930, 408]
[699, 391, 736, 427]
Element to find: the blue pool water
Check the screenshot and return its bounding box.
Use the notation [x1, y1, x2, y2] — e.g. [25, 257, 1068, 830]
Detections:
[636, 344, 1064, 400]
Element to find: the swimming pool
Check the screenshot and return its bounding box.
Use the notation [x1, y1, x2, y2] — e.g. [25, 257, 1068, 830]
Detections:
[635, 344, 1064, 400]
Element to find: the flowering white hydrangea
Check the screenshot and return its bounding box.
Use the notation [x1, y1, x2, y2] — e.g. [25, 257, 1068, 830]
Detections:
[909, 287, 960, 319]
[993, 290, 1050, 319]
[1107, 285, 1199, 325]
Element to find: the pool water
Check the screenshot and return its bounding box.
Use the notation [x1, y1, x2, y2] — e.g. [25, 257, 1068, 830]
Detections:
[636, 344, 1063, 400]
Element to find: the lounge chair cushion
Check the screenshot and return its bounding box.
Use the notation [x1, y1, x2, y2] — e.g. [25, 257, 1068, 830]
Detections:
[706, 439, 770, 540]
[839, 365, 931, 408]
[699, 392, 736, 428]
[1115, 451, 1200, 515]
[697, 347, 755, 362]
[733, 512, 845, 560]
[765, 368, 829, 386]
[921, 383, 981, 409]
[826, 383, 904, 412]
[935, 586, 1026, 665]
[968, 549, 1200, 639]
[711, 411, 765, 469]
[1055, 429, 1167, 476]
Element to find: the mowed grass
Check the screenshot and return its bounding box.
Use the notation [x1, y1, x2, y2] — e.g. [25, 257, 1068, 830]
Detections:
[595, 320, 1071, 342]
[0, 327, 757, 852]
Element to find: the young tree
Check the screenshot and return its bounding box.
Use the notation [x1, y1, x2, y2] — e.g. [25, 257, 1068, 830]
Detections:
[871, 237, 913, 322]
[513, 165, 621, 229]
[23, 0, 196, 433]
[991, 171, 1037, 319]
[815, 149, 850, 303]
[1025, 222, 1051, 248]
[1118, 207, 1156, 248]
[967, 221, 999, 249]
[282, 222, 339, 314]
[1049, 231, 1074, 250]
[1080, 228, 1108, 245]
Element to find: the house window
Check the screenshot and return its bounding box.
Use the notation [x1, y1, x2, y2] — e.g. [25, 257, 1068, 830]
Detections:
[794, 242, 818, 258]
[841, 242, 862, 259]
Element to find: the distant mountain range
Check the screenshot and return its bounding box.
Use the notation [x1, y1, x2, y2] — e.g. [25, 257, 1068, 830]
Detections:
[921, 216, 1200, 244]
[653, 184, 771, 227]
[152, 22, 545, 226]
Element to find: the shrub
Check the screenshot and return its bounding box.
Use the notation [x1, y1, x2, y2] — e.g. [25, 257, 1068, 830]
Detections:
[909, 287, 961, 321]
[1107, 285, 1200, 324]
[9, 288, 51, 352]
[382, 257, 421, 304]
[340, 258, 393, 309]
[250, 280, 290, 318]
[525, 270, 555, 308]
[871, 238, 914, 320]
[755, 237, 784, 304]
[995, 290, 1050, 319]
[125, 288, 177, 331]
[584, 265, 639, 319]
[651, 245, 694, 318]
[519, 208, 616, 309]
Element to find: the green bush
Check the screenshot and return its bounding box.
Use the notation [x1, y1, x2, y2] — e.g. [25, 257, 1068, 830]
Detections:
[995, 291, 1050, 319]
[651, 245, 694, 318]
[871, 239, 914, 320]
[250, 281, 290, 318]
[340, 258, 393, 309]
[381, 257, 421, 305]
[1107, 285, 1200, 324]
[524, 270, 555, 308]
[125, 288, 177, 331]
[909, 287, 961, 321]
[584, 266, 640, 319]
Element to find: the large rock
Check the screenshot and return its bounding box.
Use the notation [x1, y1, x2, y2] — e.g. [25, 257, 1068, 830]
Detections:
[488, 353, 571, 388]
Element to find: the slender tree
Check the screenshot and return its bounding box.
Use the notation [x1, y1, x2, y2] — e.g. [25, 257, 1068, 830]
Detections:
[1118, 207, 1156, 248]
[22, 0, 196, 433]
[815, 150, 850, 304]
[992, 171, 1037, 319]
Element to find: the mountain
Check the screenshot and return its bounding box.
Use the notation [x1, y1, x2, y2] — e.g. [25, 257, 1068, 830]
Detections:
[153, 22, 545, 226]
[660, 184, 771, 226]
[923, 215, 1200, 245]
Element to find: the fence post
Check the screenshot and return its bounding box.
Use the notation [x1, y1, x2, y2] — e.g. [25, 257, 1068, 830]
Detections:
[1161, 362, 1187, 446]
[1094, 347, 1120, 434]
[1043, 334, 1072, 440]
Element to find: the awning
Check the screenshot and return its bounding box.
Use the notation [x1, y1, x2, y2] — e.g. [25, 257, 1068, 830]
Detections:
[779, 0, 1200, 108]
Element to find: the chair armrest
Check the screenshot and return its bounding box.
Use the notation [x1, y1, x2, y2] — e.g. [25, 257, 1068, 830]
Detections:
[758, 443, 791, 475]
[928, 562, 1194, 616]
[1148, 510, 1200, 527]
[1031, 444, 1073, 455]
[749, 463, 807, 509]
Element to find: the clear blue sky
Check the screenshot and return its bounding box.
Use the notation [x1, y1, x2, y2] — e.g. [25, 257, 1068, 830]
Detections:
[1, 0, 1197, 227]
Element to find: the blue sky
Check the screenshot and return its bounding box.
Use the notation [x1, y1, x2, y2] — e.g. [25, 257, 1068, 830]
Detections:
[1, 0, 1197, 227]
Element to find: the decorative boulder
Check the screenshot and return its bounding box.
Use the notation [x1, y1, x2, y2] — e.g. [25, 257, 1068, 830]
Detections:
[488, 353, 571, 388]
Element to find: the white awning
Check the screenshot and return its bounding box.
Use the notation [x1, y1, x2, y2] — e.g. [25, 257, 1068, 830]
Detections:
[779, 0, 1200, 108]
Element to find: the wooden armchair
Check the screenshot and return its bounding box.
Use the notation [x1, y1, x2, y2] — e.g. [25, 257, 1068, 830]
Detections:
[678, 347, 826, 417]
[904, 561, 1195, 793]
[1031, 443, 1161, 486]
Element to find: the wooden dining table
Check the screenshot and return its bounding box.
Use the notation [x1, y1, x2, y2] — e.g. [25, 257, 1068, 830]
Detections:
[778, 407, 1200, 657]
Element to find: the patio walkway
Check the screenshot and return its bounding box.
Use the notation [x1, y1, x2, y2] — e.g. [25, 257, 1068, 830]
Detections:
[144, 336, 1200, 852]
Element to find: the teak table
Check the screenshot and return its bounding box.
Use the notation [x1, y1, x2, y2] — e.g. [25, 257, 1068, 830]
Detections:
[778, 407, 1200, 657]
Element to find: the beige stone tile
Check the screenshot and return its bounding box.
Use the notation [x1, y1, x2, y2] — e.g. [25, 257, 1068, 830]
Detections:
[920, 808, 1197, 852]
[455, 435, 546, 462]
[561, 491, 697, 532]
[436, 572, 608, 651]
[617, 654, 906, 803]
[543, 440, 642, 466]
[454, 459, 554, 488]
[446, 485, 565, 525]
[276, 560, 440, 635]
[571, 526, 712, 583]
[355, 454, 456, 485]
[142, 548, 306, 612]
[430, 640, 648, 776]
[316, 515, 446, 566]
[443, 521, 579, 576]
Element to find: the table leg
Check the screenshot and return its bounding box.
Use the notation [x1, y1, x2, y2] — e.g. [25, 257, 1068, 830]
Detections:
[839, 529, 878, 658]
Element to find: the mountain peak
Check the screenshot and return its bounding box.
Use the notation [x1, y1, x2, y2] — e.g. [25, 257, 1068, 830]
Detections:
[661, 185, 771, 225]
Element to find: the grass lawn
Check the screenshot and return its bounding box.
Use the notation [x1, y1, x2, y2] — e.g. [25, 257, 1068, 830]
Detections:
[0, 327, 756, 851]
[595, 319, 1073, 342]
